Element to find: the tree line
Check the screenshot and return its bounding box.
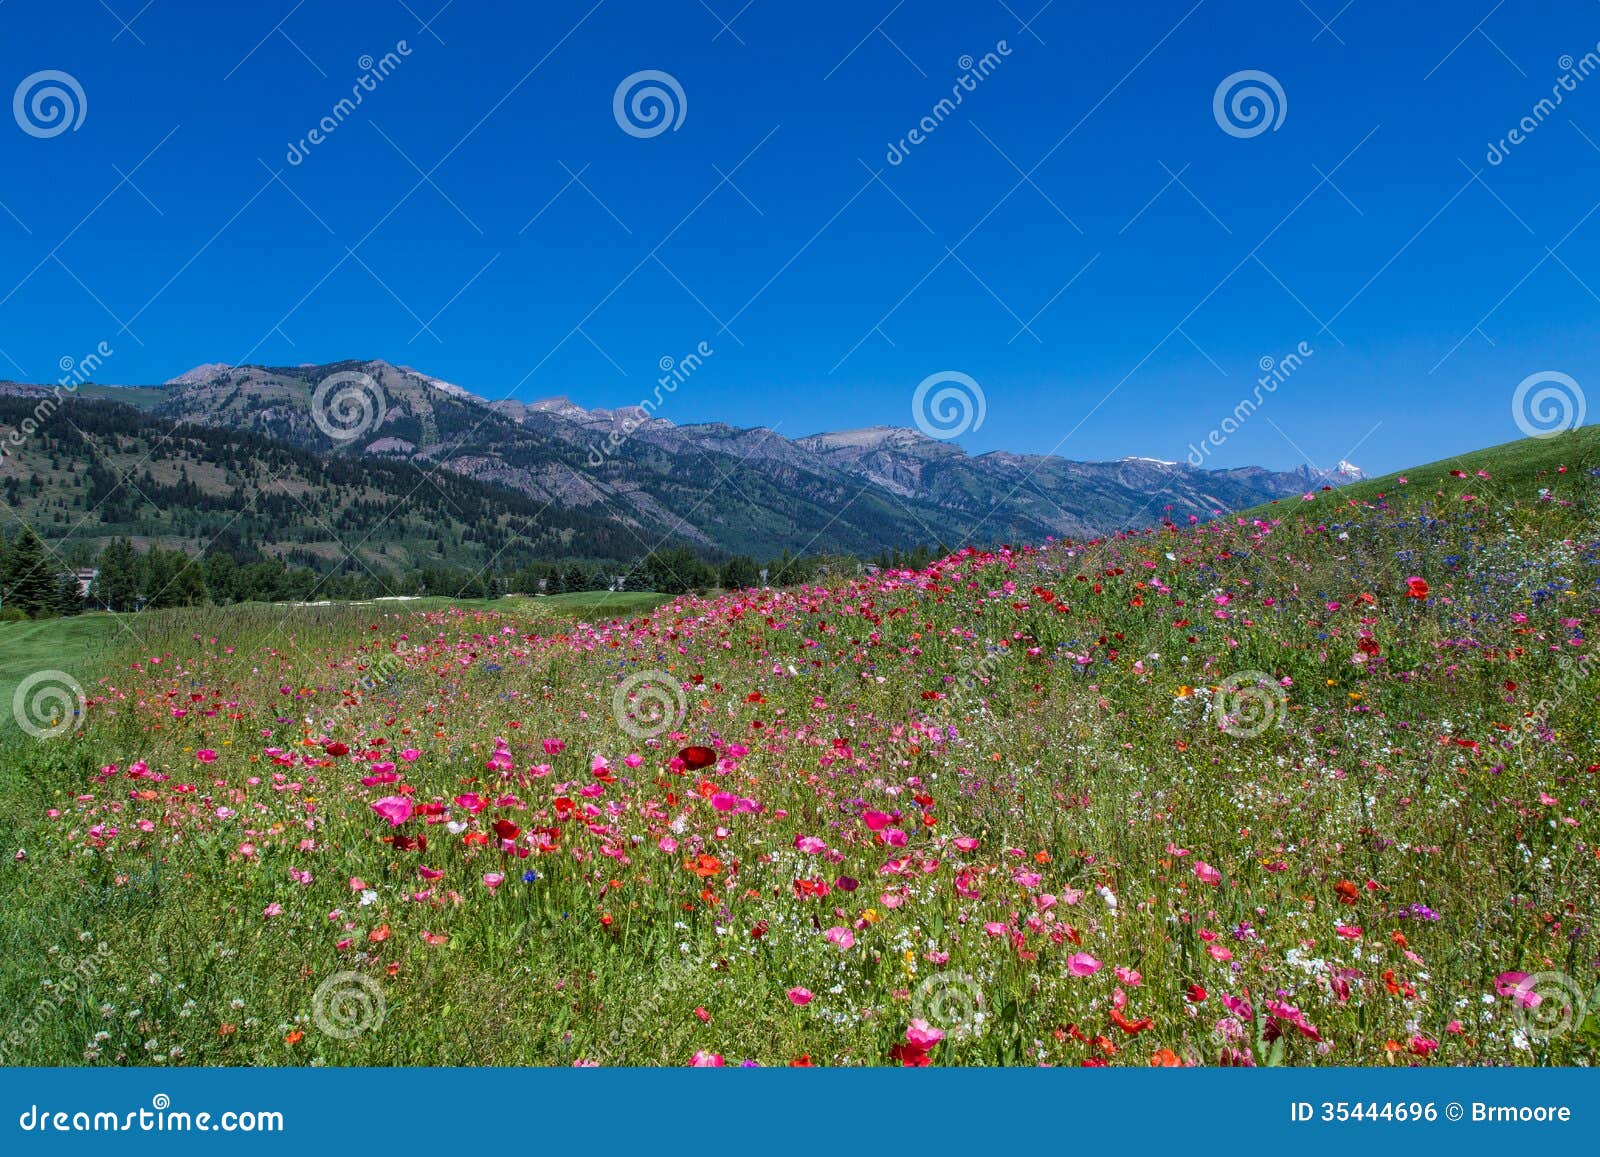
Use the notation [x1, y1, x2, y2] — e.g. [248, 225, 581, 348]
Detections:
[0, 527, 913, 620]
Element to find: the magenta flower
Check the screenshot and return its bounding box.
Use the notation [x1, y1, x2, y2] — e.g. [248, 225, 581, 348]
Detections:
[370, 796, 413, 826]
[905, 1019, 945, 1049]
[1067, 952, 1102, 977]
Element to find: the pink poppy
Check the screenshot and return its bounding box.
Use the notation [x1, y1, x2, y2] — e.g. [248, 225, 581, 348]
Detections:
[1494, 972, 1542, 1008]
[1194, 861, 1222, 886]
[1068, 952, 1102, 977]
[370, 796, 413, 826]
[824, 926, 855, 950]
[196, 749, 218, 763]
[787, 987, 814, 1006]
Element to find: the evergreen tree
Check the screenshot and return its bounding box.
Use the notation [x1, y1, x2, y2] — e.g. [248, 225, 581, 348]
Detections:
[53, 570, 84, 617]
[2, 527, 60, 617]
[94, 538, 141, 611]
[719, 555, 760, 591]
[202, 551, 238, 605]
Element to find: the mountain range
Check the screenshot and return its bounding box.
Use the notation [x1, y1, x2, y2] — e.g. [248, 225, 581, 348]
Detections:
[0, 359, 1362, 571]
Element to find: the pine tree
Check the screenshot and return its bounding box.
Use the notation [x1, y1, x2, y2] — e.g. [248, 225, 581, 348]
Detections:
[53, 570, 83, 617]
[94, 538, 141, 611]
[3, 527, 61, 617]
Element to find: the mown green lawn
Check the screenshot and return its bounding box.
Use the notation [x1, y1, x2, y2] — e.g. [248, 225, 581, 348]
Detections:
[0, 614, 124, 721]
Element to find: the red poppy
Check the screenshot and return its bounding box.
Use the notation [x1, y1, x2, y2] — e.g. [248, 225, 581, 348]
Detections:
[889, 1043, 932, 1067]
[685, 853, 722, 879]
[1109, 1008, 1154, 1034]
[677, 745, 716, 770]
[1406, 577, 1429, 599]
[492, 818, 521, 842]
[323, 741, 349, 757]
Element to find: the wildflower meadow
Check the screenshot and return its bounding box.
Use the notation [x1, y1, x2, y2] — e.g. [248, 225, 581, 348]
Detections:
[2, 431, 1596, 1067]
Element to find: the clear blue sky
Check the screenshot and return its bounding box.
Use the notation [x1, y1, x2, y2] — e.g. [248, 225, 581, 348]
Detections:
[1, 0, 1596, 474]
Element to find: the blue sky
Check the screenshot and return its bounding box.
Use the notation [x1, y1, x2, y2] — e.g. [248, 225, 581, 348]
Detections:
[1, 0, 1597, 474]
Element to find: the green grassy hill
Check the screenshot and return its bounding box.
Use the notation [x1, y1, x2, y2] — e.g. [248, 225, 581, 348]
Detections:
[1239, 426, 1599, 523]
